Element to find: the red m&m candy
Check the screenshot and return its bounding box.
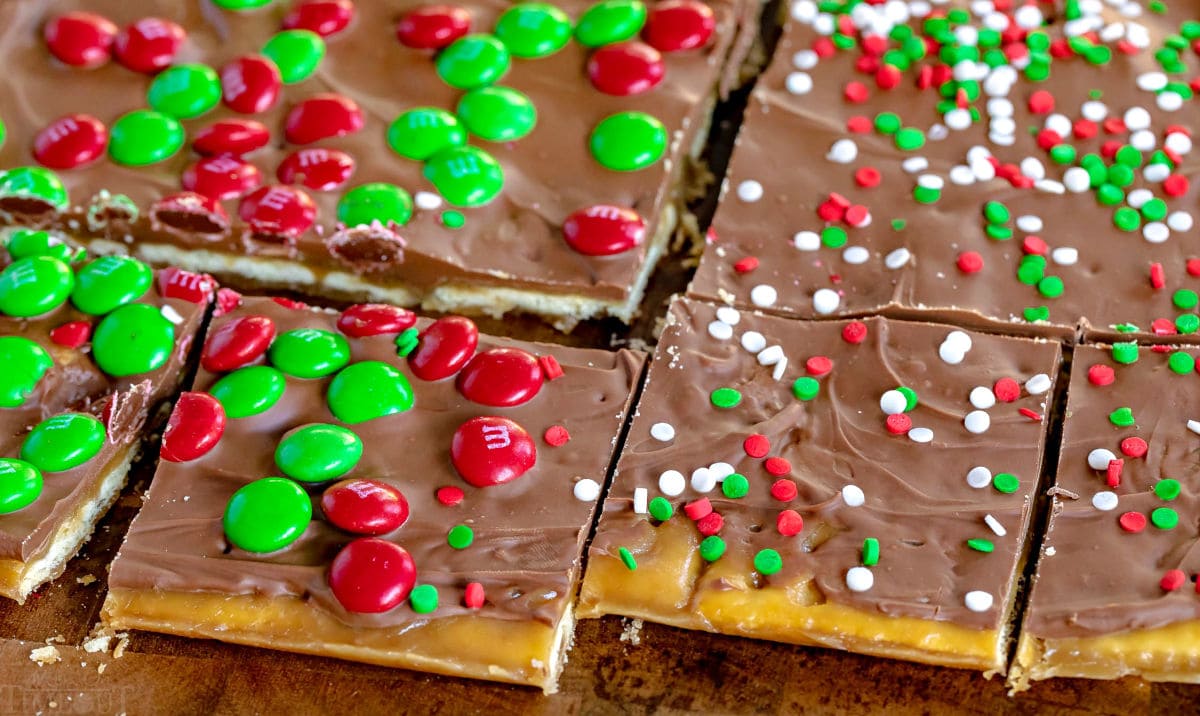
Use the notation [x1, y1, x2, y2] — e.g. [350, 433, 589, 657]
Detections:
[562, 205, 645, 256]
[408, 316, 479, 381]
[157, 267, 217, 305]
[192, 119, 271, 156]
[33, 114, 108, 170]
[321, 479, 409, 535]
[150, 192, 230, 235]
[396, 5, 472, 49]
[114, 17, 186, 74]
[43, 12, 117, 68]
[238, 185, 318, 240]
[587, 42, 664, 96]
[284, 94, 364, 145]
[328, 537, 417, 613]
[277, 148, 356, 191]
[642, 0, 714, 53]
[451, 415, 536, 488]
[181, 156, 263, 201]
[283, 0, 356, 37]
[201, 314, 276, 372]
[336, 303, 417, 338]
[161, 392, 226, 462]
[50, 321, 92, 349]
[221, 55, 283, 114]
[457, 348, 544, 407]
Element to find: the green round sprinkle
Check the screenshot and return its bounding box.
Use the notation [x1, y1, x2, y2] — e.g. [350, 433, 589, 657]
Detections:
[326, 360, 415, 424]
[862, 537, 880, 566]
[1095, 183, 1124, 206]
[223, 477, 312, 553]
[0, 458, 42, 514]
[20, 413, 105, 473]
[1017, 256, 1046, 285]
[618, 546, 637, 570]
[275, 423, 362, 483]
[894, 127, 925, 151]
[1151, 507, 1179, 530]
[147, 63, 221, 119]
[966, 538, 995, 553]
[575, 0, 646, 46]
[1112, 342, 1138, 364]
[337, 183, 414, 228]
[820, 226, 847, 248]
[792, 377, 819, 401]
[1049, 144, 1077, 164]
[0, 336, 52, 408]
[1115, 145, 1143, 168]
[0, 167, 69, 211]
[1024, 306, 1050, 322]
[441, 210, 466, 228]
[262, 29, 325, 84]
[70, 255, 152, 315]
[0, 117, 5, 149]
[210, 365, 286, 418]
[268, 328, 350, 379]
[1155, 478, 1182, 501]
[436, 35, 511, 90]
[589, 112, 667, 171]
[447, 524, 474, 549]
[456, 86, 536, 142]
[874, 112, 901, 134]
[212, 0, 273, 7]
[1168, 351, 1195, 374]
[394, 328, 419, 357]
[386, 108, 466, 162]
[1108, 407, 1135, 426]
[983, 201, 1010, 225]
[1176, 314, 1200, 334]
[1173, 289, 1199, 310]
[722, 473, 749, 499]
[648, 496, 673, 521]
[699, 535, 725, 562]
[1141, 198, 1168, 221]
[912, 185, 941, 204]
[992, 472, 1020, 494]
[108, 110, 184, 166]
[92, 303, 176, 377]
[1037, 276, 1064, 299]
[1112, 206, 1141, 232]
[985, 225, 1013, 241]
[7, 229, 72, 262]
[0, 255, 74, 318]
[409, 584, 439, 613]
[753, 548, 782, 576]
[423, 146, 505, 207]
[897, 386, 918, 412]
[494, 3, 572, 58]
[710, 387, 741, 408]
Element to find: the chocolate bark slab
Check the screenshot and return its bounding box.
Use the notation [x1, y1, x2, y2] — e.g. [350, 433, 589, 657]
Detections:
[0, 0, 757, 330]
[0, 240, 209, 602]
[102, 296, 644, 692]
[690, 1, 1199, 342]
[580, 297, 1061, 673]
[1014, 342, 1200, 687]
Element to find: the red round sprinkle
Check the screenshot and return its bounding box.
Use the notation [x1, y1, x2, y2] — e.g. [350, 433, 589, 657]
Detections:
[844, 204, 870, 227]
[846, 116, 872, 133]
[806, 355, 832, 376]
[50, 321, 91, 349]
[284, 94, 364, 145]
[1120, 437, 1148, 458]
[43, 12, 117, 68]
[282, 0, 355, 37]
[1151, 318, 1176, 336]
[743, 434, 770, 458]
[562, 205, 645, 257]
[182, 156, 263, 201]
[1163, 174, 1189, 197]
[1035, 129, 1062, 151]
[201, 314, 276, 373]
[463, 581, 485, 609]
[1102, 117, 1127, 135]
[770, 479, 797, 502]
[114, 17, 186, 74]
[587, 42, 665, 96]
[457, 348, 544, 407]
[683, 497, 712, 521]
[539, 355, 564, 381]
[1188, 259, 1200, 277]
[1087, 364, 1115, 386]
[238, 185, 318, 240]
[192, 119, 271, 157]
[874, 63, 901, 89]
[885, 413, 911, 434]
[1161, 569, 1186, 592]
[733, 256, 759, 274]
[543, 425, 570, 447]
[158, 268, 216, 305]
[993, 377, 1020, 403]
[1118, 511, 1146, 533]
[642, 0, 714, 53]
[161, 392, 226, 463]
[843, 81, 869, 103]
[395, 4, 472, 49]
[321, 479, 409, 535]
[812, 37, 835, 58]
[764, 457, 791, 476]
[451, 416, 536, 488]
[277, 148, 356, 192]
[328, 538, 416, 614]
[221, 55, 283, 114]
[1073, 119, 1098, 139]
[337, 303, 417, 338]
[776, 509, 804, 537]
[854, 166, 881, 188]
[409, 316, 479, 381]
[1021, 236, 1048, 256]
[1149, 262, 1166, 290]
[1027, 90, 1055, 114]
[696, 511, 724, 536]
[957, 251, 984, 274]
[33, 114, 108, 170]
[436, 485, 464, 506]
[841, 321, 868, 344]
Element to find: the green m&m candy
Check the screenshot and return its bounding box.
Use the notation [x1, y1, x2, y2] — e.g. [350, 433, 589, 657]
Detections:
[6, 229, 76, 263]
[423, 146, 504, 207]
[275, 423, 363, 482]
[223, 477, 312, 553]
[0, 337, 52, 408]
[456, 86, 536, 142]
[210, 365, 286, 418]
[71, 255, 152, 315]
[0, 256, 74, 317]
[109, 110, 184, 166]
[337, 183, 414, 228]
[0, 167, 69, 212]
[148, 63, 222, 119]
[92, 303, 176, 377]
[20, 413, 105, 473]
[386, 108, 466, 161]
[589, 112, 667, 171]
[262, 29, 325, 83]
[494, 3, 572, 58]
[268, 328, 350, 378]
[0, 458, 42, 514]
[436, 35, 510, 90]
[575, 0, 647, 47]
[327, 360, 415, 424]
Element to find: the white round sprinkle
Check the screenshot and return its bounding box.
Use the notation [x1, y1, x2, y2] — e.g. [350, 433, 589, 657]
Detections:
[1092, 491, 1119, 511]
[737, 180, 764, 202]
[793, 230, 821, 251]
[846, 566, 874, 592]
[1130, 129, 1156, 151]
[1136, 71, 1167, 91]
[1167, 212, 1193, 232]
[707, 320, 733, 340]
[1143, 163, 1171, 183]
[964, 410, 991, 434]
[964, 590, 994, 613]
[939, 344, 966, 365]
[945, 108, 972, 130]
[1165, 132, 1192, 155]
[986, 98, 1013, 118]
[1015, 215, 1043, 233]
[984, 514, 1007, 537]
[1127, 188, 1153, 209]
[1020, 157, 1045, 181]
[741, 330, 767, 353]
[944, 330, 972, 352]
[842, 484, 865, 507]
[967, 466, 992, 489]
[879, 390, 908, 415]
[1157, 92, 1184, 112]
[843, 246, 870, 265]
[812, 288, 840, 315]
[792, 48, 818, 69]
[1123, 106, 1151, 131]
[633, 487, 648, 514]
[1051, 247, 1078, 266]
[908, 427, 934, 443]
[1087, 448, 1117, 471]
[827, 138, 858, 164]
[790, 0, 817, 23]
[1025, 373, 1052, 395]
[414, 191, 442, 210]
[917, 174, 944, 190]
[750, 284, 777, 308]
[690, 467, 717, 493]
[884, 248, 911, 269]
[1080, 100, 1108, 121]
[969, 386, 997, 410]
[901, 157, 929, 174]
[574, 478, 601, 502]
[991, 116, 1016, 136]
[658, 470, 685, 496]
[709, 462, 735, 481]
[785, 71, 813, 95]
[650, 422, 675, 442]
[1043, 113, 1071, 137]
[757, 345, 785, 366]
[716, 306, 740, 325]
[1143, 222, 1169, 244]
[1063, 167, 1091, 193]
[949, 165, 976, 185]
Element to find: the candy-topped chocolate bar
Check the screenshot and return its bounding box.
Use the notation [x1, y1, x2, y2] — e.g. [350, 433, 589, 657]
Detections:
[580, 297, 1061, 673]
[1013, 342, 1200, 687]
[0, 0, 755, 329]
[0, 230, 210, 601]
[102, 296, 643, 691]
[691, 1, 1198, 342]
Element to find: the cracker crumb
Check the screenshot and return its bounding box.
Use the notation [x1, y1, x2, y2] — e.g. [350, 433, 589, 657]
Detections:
[113, 635, 129, 659]
[82, 635, 112, 653]
[45, 634, 66, 644]
[619, 618, 643, 646]
[76, 574, 97, 586]
[97, 662, 107, 675]
[30, 645, 61, 665]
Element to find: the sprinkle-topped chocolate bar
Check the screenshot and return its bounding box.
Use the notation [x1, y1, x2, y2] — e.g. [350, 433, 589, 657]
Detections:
[692, 1, 1198, 341]
[580, 297, 1061, 672]
[102, 296, 643, 691]
[0, 0, 755, 329]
